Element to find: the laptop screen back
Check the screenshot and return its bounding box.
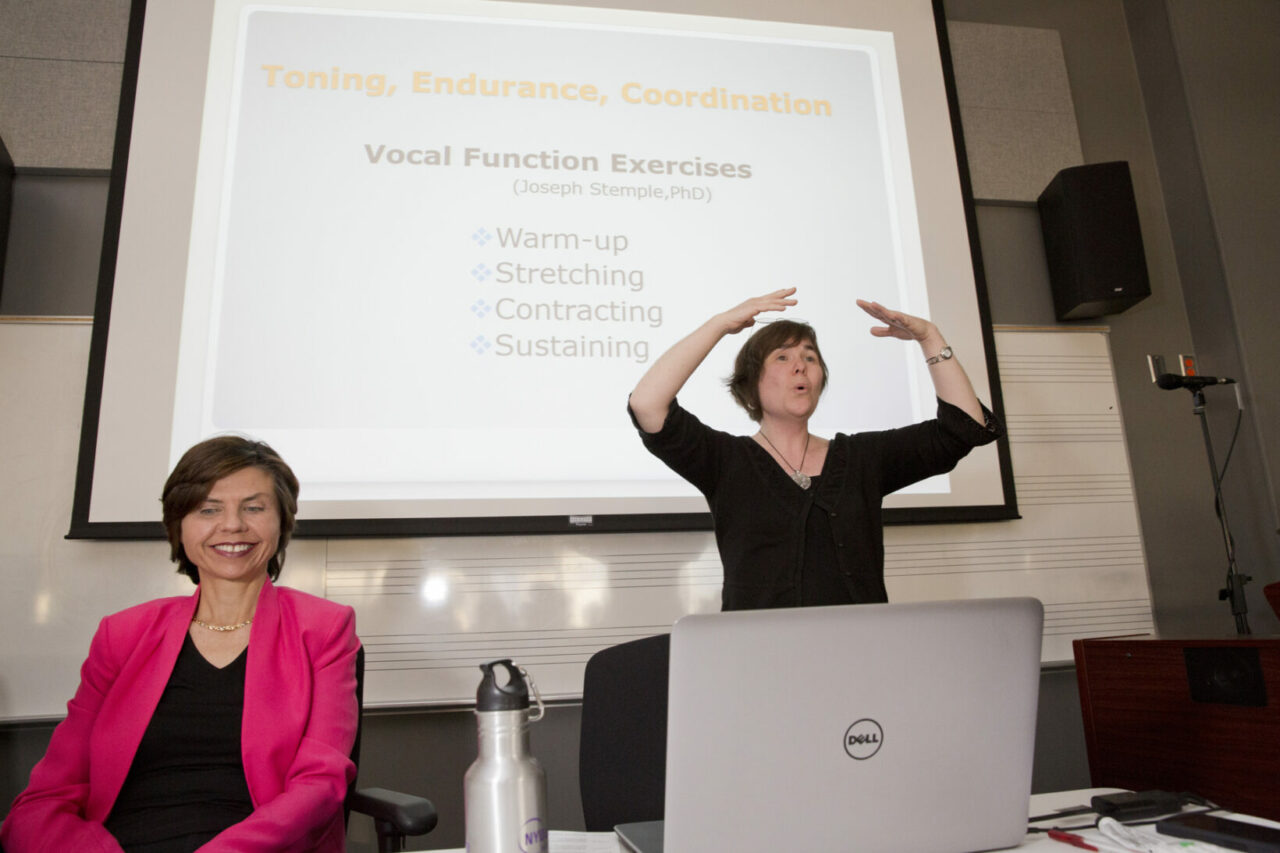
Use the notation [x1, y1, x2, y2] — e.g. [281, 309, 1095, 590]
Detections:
[663, 597, 1043, 853]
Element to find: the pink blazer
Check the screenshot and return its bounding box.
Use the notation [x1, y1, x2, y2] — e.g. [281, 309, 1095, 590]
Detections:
[0, 581, 359, 853]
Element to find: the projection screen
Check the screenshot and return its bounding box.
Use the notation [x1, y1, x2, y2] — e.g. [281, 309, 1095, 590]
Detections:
[71, 0, 1016, 537]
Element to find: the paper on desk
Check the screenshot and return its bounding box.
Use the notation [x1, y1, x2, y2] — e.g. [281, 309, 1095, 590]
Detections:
[548, 830, 628, 853]
[1097, 817, 1238, 853]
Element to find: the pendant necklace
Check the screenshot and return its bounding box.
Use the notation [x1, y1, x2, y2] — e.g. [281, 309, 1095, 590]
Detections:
[758, 429, 812, 489]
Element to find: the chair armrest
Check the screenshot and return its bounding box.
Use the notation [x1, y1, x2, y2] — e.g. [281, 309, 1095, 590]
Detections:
[349, 787, 439, 836]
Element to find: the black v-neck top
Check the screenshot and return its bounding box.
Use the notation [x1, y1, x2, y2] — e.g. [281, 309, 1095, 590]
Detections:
[632, 398, 1003, 610]
[798, 474, 854, 605]
[104, 633, 254, 851]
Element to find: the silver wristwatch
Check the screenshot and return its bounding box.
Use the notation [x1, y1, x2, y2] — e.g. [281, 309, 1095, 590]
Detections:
[925, 345, 954, 366]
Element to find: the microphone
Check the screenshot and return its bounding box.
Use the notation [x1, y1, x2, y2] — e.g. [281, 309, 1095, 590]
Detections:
[1156, 373, 1236, 390]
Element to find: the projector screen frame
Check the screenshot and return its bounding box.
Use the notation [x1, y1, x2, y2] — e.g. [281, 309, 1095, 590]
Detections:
[68, 0, 1018, 541]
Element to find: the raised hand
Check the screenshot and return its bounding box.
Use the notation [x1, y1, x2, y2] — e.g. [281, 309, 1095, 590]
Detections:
[855, 299, 937, 343]
[720, 288, 799, 335]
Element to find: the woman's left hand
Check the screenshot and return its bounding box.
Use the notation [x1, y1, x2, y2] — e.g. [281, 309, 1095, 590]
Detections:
[855, 299, 938, 343]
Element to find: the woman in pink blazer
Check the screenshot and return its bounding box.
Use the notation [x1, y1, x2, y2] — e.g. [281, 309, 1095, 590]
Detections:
[1, 437, 358, 853]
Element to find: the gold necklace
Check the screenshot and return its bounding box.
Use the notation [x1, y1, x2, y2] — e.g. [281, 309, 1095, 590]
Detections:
[758, 430, 812, 489]
[191, 617, 253, 632]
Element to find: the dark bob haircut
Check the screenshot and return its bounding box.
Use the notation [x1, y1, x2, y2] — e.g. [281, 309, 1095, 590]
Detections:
[726, 319, 830, 422]
[161, 435, 300, 584]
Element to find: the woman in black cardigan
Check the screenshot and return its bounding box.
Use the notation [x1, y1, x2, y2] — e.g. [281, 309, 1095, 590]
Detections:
[628, 287, 1002, 611]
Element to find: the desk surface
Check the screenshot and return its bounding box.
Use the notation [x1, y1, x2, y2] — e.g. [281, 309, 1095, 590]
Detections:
[419, 788, 1280, 852]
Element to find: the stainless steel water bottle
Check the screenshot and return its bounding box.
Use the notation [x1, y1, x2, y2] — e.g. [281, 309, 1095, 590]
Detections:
[464, 659, 548, 853]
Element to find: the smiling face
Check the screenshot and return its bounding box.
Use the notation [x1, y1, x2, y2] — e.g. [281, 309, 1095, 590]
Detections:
[757, 341, 825, 422]
[180, 466, 281, 587]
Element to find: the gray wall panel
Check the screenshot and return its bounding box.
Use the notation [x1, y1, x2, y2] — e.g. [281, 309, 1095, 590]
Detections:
[0, 175, 105, 315]
[0, 0, 130, 61]
[0, 57, 121, 170]
[949, 22, 1078, 111]
[0, 0, 128, 170]
[948, 20, 1083, 201]
[959, 106, 1085, 202]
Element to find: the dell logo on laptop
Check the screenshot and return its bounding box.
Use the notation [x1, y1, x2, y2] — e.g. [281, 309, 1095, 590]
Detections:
[844, 718, 884, 760]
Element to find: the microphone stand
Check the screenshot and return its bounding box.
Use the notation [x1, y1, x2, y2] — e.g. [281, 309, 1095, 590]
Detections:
[1188, 387, 1251, 634]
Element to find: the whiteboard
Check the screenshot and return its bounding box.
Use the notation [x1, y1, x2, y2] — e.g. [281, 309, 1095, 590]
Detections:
[0, 322, 1151, 720]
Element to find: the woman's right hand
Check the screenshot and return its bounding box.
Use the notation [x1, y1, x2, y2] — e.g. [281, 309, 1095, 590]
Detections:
[717, 287, 798, 335]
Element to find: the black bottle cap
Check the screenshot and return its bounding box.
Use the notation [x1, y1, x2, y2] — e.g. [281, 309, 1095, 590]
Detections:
[475, 659, 530, 711]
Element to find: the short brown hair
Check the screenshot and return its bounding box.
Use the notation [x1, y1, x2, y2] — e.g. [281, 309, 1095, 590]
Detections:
[726, 320, 830, 422]
[161, 436, 300, 584]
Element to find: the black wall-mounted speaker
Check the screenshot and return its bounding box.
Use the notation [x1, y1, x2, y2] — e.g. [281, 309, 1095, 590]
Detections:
[1037, 161, 1150, 320]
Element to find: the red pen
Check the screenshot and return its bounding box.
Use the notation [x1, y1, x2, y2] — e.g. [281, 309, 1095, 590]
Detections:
[1048, 830, 1100, 851]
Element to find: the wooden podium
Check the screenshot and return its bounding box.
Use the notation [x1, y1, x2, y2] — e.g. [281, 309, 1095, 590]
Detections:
[1073, 635, 1280, 820]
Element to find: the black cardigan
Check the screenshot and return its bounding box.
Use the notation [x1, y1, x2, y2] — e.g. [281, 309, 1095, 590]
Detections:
[632, 398, 1003, 611]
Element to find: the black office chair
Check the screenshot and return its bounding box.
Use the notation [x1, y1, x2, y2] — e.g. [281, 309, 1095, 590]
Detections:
[347, 646, 439, 852]
[578, 633, 671, 832]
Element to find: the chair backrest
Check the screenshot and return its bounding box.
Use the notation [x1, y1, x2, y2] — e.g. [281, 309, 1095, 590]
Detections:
[346, 644, 437, 851]
[578, 633, 670, 832]
[346, 645, 366, 824]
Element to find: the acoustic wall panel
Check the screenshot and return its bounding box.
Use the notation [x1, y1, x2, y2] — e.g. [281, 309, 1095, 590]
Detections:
[947, 21, 1084, 202]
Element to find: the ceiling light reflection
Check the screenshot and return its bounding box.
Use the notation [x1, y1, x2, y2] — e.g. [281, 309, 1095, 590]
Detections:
[421, 576, 449, 605]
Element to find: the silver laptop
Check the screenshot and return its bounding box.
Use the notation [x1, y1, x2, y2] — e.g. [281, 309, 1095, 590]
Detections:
[654, 597, 1044, 853]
